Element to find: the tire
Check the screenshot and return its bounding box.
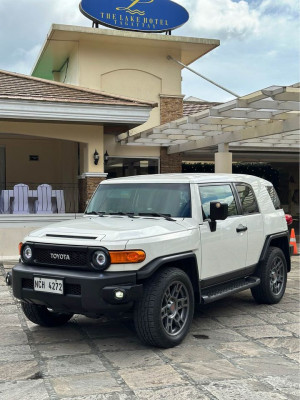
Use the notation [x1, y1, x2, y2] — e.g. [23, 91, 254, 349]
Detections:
[251, 247, 287, 304]
[21, 302, 73, 327]
[134, 267, 194, 348]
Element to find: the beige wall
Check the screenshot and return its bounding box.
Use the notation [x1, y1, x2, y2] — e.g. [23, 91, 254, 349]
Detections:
[53, 38, 184, 156]
[77, 41, 181, 96]
[0, 121, 105, 174]
[63, 44, 79, 86]
[0, 136, 78, 186]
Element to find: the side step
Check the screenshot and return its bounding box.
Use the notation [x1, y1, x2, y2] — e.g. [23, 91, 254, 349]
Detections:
[201, 276, 260, 304]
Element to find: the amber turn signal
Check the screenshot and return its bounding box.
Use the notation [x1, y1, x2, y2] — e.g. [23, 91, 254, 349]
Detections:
[18, 242, 23, 255]
[109, 250, 146, 264]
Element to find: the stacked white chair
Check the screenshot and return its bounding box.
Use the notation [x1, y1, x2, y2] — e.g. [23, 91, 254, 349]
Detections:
[34, 184, 53, 214]
[12, 184, 30, 214]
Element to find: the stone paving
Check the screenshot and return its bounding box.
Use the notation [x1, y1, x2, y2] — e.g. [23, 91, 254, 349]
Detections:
[0, 257, 299, 400]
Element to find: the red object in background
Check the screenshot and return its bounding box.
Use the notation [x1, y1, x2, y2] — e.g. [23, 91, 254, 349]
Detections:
[285, 214, 293, 226]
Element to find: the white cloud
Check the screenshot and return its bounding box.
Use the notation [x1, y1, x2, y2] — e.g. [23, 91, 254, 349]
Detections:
[2, 45, 41, 75]
[258, 0, 299, 16]
[191, 0, 259, 40]
[0, 0, 89, 74]
[174, 0, 300, 99]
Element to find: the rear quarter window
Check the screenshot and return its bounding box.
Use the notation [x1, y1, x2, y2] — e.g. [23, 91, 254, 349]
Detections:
[235, 183, 259, 214]
[266, 186, 281, 210]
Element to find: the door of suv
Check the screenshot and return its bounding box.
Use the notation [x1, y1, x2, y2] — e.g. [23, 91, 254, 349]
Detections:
[234, 182, 264, 266]
[198, 183, 248, 282]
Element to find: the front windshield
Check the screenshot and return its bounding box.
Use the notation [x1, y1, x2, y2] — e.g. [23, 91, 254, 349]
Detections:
[86, 183, 191, 218]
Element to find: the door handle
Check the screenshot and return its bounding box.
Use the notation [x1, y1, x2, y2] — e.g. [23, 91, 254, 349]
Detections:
[236, 224, 248, 233]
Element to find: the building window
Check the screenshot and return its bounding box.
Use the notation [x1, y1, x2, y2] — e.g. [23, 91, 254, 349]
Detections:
[105, 157, 159, 179]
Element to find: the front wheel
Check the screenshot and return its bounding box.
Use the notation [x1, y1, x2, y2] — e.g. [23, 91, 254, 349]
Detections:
[134, 267, 194, 348]
[21, 302, 73, 327]
[251, 247, 287, 304]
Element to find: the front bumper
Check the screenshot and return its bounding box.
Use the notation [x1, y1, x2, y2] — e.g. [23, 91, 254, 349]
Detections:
[12, 263, 143, 316]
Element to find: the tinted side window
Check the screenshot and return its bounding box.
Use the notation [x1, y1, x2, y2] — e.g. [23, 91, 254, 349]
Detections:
[236, 184, 259, 214]
[198, 184, 238, 219]
[266, 186, 281, 210]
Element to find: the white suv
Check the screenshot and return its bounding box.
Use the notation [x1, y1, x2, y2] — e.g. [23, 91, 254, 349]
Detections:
[11, 174, 291, 348]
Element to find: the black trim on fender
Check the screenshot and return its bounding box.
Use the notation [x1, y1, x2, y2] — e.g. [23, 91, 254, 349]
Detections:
[200, 265, 257, 289]
[260, 231, 291, 271]
[260, 231, 289, 261]
[136, 252, 197, 280]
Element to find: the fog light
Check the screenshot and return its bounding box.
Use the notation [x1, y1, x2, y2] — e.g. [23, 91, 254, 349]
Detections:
[115, 290, 125, 300]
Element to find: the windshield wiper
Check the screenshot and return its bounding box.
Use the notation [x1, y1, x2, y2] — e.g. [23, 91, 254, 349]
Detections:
[138, 212, 175, 221]
[85, 211, 107, 217]
[109, 212, 137, 218]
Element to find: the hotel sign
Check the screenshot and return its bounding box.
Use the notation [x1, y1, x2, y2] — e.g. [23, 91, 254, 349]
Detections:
[79, 0, 189, 33]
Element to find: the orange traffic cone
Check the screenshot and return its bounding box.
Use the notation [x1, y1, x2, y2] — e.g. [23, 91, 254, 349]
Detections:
[290, 228, 298, 255]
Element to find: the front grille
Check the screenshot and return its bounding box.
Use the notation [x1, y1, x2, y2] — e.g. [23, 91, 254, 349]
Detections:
[34, 248, 87, 267]
[22, 279, 81, 296]
[23, 278, 34, 289]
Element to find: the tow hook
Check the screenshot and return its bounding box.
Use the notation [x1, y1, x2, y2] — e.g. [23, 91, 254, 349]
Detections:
[5, 272, 12, 286]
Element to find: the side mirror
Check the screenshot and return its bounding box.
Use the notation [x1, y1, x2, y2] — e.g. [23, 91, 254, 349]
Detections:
[210, 202, 228, 221]
[208, 202, 228, 232]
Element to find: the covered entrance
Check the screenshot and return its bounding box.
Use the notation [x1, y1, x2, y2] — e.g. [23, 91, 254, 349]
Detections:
[0, 69, 155, 259]
[0, 69, 155, 214]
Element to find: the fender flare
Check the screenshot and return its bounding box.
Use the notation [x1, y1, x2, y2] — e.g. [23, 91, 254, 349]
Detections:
[136, 252, 198, 281]
[259, 231, 291, 271]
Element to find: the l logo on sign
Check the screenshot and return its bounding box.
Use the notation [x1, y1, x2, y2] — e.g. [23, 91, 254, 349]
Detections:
[116, 0, 155, 16]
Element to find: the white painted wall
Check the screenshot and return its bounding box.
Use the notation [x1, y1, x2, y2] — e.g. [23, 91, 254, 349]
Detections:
[0, 214, 82, 261]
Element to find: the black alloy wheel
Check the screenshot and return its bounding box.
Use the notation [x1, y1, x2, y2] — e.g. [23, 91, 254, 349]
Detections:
[251, 246, 287, 304]
[161, 280, 190, 337]
[269, 255, 285, 296]
[134, 267, 194, 348]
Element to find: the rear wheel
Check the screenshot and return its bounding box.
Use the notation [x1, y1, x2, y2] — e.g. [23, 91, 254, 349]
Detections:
[134, 267, 194, 348]
[21, 302, 73, 327]
[251, 247, 287, 304]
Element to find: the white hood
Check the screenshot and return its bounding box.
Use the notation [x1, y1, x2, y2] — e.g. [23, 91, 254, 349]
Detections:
[26, 215, 192, 243]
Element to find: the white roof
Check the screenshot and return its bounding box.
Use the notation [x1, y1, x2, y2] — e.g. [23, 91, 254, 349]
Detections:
[102, 173, 271, 186]
[119, 83, 300, 154]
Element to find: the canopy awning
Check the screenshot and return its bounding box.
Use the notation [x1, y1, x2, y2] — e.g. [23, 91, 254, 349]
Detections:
[118, 83, 300, 154]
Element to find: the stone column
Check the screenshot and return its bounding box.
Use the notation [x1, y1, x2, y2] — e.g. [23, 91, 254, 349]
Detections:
[215, 144, 232, 173]
[159, 94, 184, 173]
[78, 173, 107, 212]
[160, 95, 184, 125]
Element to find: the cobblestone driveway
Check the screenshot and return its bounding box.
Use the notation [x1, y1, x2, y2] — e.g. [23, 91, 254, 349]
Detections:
[0, 257, 299, 400]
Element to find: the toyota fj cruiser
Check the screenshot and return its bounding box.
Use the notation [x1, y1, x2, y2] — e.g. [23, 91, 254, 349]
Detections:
[11, 174, 291, 348]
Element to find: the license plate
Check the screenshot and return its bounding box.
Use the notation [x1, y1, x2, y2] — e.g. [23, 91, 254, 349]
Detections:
[34, 277, 64, 295]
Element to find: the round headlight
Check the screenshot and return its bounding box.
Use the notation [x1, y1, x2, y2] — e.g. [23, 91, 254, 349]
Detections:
[92, 250, 109, 270]
[22, 245, 33, 262]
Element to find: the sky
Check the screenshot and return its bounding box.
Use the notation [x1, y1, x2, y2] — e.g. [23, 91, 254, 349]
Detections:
[0, 0, 299, 102]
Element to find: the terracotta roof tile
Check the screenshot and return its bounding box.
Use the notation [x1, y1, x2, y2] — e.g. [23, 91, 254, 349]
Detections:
[0, 69, 156, 107]
[183, 100, 220, 116]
